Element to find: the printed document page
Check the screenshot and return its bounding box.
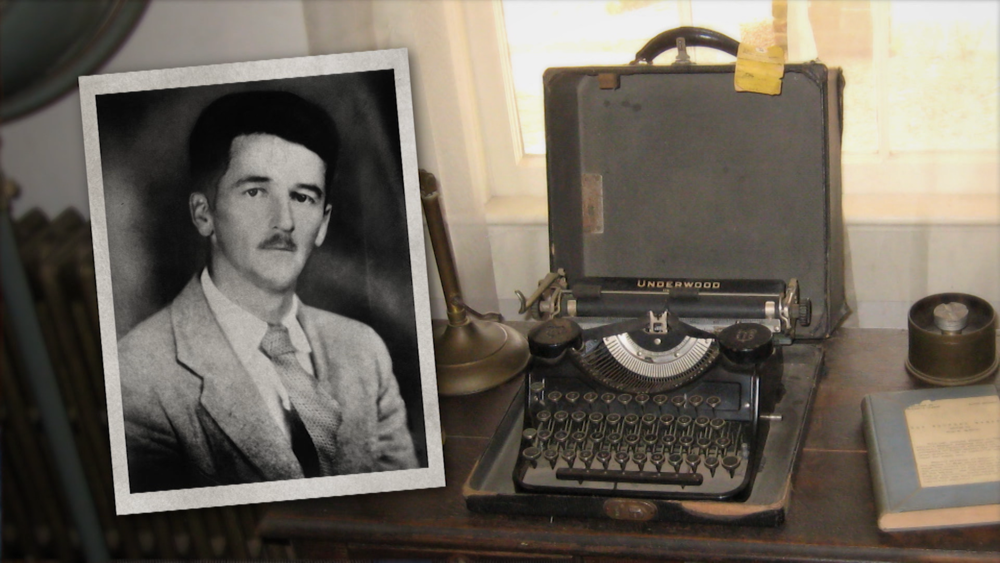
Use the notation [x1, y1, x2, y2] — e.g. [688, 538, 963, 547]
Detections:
[904, 395, 1000, 488]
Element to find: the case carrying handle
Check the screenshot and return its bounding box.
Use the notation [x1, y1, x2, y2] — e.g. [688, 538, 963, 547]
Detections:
[631, 26, 740, 65]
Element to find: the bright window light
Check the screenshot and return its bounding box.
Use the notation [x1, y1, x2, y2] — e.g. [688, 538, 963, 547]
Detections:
[502, 0, 998, 156]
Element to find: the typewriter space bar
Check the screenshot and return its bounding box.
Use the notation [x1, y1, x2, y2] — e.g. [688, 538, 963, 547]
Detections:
[556, 468, 704, 486]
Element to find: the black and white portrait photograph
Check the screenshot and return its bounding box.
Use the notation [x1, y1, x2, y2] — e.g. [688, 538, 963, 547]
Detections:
[79, 49, 443, 515]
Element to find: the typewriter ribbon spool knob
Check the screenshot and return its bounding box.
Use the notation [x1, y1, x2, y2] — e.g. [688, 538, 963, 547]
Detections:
[718, 323, 774, 365]
[419, 170, 530, 395]
[905, 293, 998, 386]
[527, 318, 583, 361]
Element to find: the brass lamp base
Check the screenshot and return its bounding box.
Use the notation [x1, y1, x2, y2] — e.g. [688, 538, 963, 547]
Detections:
[434, 318, 530, 396]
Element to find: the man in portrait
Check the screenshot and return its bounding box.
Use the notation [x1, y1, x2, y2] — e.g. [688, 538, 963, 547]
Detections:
[117, 90, 418, 493]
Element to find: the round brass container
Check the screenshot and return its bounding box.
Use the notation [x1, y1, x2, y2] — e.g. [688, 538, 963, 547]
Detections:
[905, 293, 998, 386]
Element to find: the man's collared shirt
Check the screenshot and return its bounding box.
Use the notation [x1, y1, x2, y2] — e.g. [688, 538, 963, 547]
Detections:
[200, 268, 313, 443]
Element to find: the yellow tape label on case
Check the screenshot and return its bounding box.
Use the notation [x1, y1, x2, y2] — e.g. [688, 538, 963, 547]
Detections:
[734, 44, 785, 95]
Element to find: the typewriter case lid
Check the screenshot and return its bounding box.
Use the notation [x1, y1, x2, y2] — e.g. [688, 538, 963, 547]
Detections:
[543, 28, 848, 339]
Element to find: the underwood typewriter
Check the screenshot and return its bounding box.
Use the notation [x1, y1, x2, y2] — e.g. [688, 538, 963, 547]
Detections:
[463, 27, 844, 525]
[513, 273, 810, 501]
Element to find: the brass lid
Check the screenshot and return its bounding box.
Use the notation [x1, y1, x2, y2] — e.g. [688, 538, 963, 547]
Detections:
[906, 293, 998, 386]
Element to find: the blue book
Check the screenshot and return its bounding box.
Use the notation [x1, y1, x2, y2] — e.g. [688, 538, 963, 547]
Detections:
[861, 384, 1000, 532]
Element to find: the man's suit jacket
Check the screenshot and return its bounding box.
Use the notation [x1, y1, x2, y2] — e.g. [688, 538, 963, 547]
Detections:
[118, 276, 419, 493]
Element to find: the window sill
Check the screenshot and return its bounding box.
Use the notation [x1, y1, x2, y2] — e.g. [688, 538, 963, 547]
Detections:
[842, 194, 1000, 225]
[484, 194, 1000, 227]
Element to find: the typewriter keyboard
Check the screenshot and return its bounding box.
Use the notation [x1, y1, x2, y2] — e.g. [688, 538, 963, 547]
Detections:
[514, 366, 760, 500]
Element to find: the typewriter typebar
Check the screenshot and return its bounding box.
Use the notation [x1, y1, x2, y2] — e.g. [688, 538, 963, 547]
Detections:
[514, 312, 780, 500]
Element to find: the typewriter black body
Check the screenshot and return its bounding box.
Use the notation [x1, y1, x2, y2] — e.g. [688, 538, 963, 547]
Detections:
[464, 27, 846, 526]
[511, 276, 800, 504]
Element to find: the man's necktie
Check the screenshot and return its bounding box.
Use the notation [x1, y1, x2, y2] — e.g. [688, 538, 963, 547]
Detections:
[284, 405, 321, 478]
[260, 324, 342, 476]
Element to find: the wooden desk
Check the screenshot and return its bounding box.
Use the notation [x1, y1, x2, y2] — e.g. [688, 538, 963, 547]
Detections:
[259, 328, 1000, 562]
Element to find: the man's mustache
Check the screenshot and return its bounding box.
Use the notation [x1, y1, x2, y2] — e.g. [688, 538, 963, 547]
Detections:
[258, 233, 297, 251]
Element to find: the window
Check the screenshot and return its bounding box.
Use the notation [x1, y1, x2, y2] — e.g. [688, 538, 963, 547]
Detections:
[466, 0, 999, 206]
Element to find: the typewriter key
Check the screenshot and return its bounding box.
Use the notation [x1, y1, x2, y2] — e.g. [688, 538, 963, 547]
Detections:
[529, 381, 545, 393]
[565, 391, 580, 404]
[677, 415, 693, 428]
[543, 448, 560, 467]
[696, 437, 711, 448]
[536, 410, 552, 423]
[650, 452, 665, 471]
[521, 428, 537, 441]
[643, 433, 658, 445]
[632, 452, 648, 470]
[653, 394, 669, 407]
[671, 395, 686, 409]
[597, 450, 612, 469]
[624, 413, 640, 426]
[583, 391, 599, 404]
[704, 455, 719, 476]
[695, 416, 710, 428]
[689, 395, 704, 408]
[706, 396, 722, 410]
[635, 393, 650, 407]
[668, 453, 683, 472]
[591, 431, 605, 443]
[522, 446, 542, 461]
[572, 431, 587, 443]
[554, 410, 569, 422]
[624, 434, 640, 446]
[537, 429, 552, 443]
[659, 414, 675, 426]
[710, 418, 726, 430]
[608, 433, 623, 445]
[589, 412, 604, 424]
[606, 413, 622, 426]
[561, 449, 577, 464]
[554, 430, 569, 443]
[615, 451, 631, 470]
[685, 453, 701, 471]
[617, 393, 633, 407]
[679, 435, 695, 447]
[715, 437, 731, 449]
[722, 455, 741, 477]
[601, 392, 616, 405]
[547, 391, 563, 404]
[579, 450, 595, 468]
[661, 434, 677, 447]
[571, 410, 587, 423]
[641, 413, 657, 426]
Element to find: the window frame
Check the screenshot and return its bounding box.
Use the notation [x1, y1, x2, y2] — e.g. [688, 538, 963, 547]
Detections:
[463, 0, 547, 200]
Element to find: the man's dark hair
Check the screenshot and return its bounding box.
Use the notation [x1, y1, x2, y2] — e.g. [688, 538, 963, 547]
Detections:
[189, 90, 339, 203]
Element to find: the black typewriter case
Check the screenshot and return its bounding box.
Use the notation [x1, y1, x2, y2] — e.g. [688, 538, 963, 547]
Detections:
[463, 27, 843, 526]
[543, 41, 847, 339]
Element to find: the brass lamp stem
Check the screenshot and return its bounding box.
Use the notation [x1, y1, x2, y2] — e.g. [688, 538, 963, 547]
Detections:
[419, 169, 467, 327]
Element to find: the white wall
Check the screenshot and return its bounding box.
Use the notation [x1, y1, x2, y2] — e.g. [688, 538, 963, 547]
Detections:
[1, 0, 310, 219]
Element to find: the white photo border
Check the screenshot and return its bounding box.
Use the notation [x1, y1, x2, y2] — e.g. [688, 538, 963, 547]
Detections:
[79, 49, 444, 515]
